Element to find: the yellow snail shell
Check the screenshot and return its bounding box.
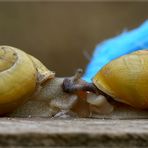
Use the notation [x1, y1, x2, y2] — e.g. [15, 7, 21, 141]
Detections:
[93, 50, 148, 109]
[0, 46, 54, 115]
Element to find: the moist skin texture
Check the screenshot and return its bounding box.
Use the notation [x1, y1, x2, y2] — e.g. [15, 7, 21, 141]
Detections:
[9, 76, 113, 118]
[9, 78, 78, 117]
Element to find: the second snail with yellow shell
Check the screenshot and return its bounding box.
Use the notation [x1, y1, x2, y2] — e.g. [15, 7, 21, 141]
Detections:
[0, 45, 148, 118]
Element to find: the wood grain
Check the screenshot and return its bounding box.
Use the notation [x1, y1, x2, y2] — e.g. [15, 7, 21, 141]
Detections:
[0, 118, 148, 147]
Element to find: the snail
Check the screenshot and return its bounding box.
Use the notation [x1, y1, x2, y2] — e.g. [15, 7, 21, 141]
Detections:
[0, 46, 112, 118]
[62, 49, 148, 112]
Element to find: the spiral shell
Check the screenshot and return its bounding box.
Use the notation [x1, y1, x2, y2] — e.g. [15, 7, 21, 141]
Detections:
[0, 46, 54, 115]
[93, 50, 148, 109]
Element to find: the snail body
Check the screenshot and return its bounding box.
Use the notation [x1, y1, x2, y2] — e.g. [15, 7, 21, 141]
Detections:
[93, 50, 148, 109]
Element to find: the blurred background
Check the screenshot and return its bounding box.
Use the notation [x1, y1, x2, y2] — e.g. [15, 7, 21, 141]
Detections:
[0, 1, 147, 77]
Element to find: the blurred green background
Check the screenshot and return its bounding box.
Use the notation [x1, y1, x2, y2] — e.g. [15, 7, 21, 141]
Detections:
[0, 2, 148, 76]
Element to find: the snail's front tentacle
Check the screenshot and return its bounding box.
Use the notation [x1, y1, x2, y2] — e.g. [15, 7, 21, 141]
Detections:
[62, 69, 103, 94]
[63, 79, 97, 93]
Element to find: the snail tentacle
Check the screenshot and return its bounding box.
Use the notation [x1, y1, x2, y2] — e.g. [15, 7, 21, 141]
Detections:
[62, 69, 103, 94]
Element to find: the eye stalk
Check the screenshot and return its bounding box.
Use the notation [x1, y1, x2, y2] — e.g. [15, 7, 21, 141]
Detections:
[62, 69, 100, 94]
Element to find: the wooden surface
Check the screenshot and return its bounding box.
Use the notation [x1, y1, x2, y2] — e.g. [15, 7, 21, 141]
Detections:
[0, 118, 148, 147]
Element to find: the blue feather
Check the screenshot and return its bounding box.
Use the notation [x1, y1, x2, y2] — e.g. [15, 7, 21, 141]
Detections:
[83, 21, 148, 82]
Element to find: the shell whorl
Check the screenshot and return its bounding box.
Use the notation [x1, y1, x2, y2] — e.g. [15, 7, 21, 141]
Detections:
[0, 46, 54, 115]
[93, 50, 148, 109]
